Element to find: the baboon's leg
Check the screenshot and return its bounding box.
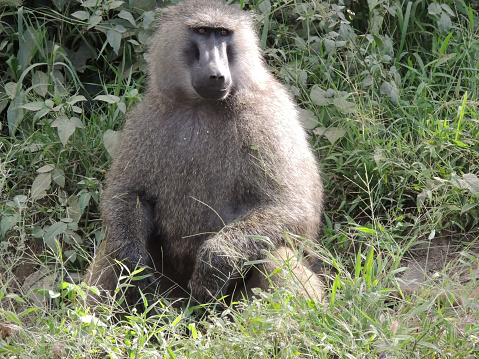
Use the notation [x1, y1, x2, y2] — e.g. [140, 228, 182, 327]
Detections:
[85, 241, 156, 307]
[235, 246, 324, 303]
[84, 241, 118, 305]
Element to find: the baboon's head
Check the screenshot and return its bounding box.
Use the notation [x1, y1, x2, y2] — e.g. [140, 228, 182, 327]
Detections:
[148, 0, 268, 102]
[185, 26, 233, 100]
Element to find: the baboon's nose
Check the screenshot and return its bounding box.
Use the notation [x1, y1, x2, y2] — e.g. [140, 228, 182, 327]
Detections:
[208, 74, 226, 88]
[209, 74, 225, 80]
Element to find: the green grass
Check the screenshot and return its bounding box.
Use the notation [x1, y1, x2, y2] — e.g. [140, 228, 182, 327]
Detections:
[1, 0, 479, 358]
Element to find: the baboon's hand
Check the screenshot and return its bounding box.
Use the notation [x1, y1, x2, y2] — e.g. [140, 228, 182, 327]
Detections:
[188, 250, 233, 303]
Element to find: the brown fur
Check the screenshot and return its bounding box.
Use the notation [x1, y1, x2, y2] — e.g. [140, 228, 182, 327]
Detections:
[85, 0, 324, 306]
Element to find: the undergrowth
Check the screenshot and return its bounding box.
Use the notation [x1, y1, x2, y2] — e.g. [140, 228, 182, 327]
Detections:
[1, 0, 478, 358]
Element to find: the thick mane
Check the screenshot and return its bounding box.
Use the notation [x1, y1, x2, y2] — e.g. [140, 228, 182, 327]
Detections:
[161, 0, 250, 30]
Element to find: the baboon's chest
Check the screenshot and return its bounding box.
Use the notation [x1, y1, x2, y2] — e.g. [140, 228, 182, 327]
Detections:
[152, 112, 268, 239]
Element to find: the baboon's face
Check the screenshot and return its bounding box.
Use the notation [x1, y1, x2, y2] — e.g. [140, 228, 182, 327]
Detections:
[185, 27, 233, 100]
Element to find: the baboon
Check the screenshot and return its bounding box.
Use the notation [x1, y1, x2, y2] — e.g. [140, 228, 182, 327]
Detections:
[85, 0, 324, 306]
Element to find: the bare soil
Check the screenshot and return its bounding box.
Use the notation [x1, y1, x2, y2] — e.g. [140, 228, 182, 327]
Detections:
[398, 230, 479, 304]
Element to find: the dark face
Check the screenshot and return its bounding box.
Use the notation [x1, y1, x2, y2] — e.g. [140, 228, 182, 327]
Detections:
[186, 27, 234, 100]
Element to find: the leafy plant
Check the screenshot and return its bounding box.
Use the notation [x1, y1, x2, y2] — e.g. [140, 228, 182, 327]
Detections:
[0, 0, 478, 357]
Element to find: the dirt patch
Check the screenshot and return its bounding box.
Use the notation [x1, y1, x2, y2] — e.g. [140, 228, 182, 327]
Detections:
[398, 230, 479, 303]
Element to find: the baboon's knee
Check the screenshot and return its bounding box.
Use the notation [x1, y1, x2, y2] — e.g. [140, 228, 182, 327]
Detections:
[84, 242, 119, 305]
[240, 246, 324, 303]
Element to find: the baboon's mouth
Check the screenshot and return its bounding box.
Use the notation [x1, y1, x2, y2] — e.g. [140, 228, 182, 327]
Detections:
[195, 86, 231, 100]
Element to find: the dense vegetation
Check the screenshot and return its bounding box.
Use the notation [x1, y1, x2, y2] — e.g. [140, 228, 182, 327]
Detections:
[1, 0, 478, 357]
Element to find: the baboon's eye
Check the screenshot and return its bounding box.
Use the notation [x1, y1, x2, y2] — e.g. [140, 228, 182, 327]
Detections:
[219, 28, 230, 36]
[195, 27, 207, 35]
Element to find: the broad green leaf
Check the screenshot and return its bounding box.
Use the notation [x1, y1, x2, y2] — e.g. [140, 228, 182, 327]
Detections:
[33, 108, 51, 121]
[368, 0, 379, 11]
[37, 164, 54, 173]
[4, 82, 17, 99]
[310, 86, 331, 107]
[117, 102, 126, 114]
[143, 11, 155, 29]
[67, 196, 82, 223]
[332, 97, 356, 114]
[325, 89, 336, 97]
[82, 0, 99, 8]
[64, 249, 77, 262]
[31, 172, 52, 200]
[71, 10, 90, 20]
[45, 99, 54, 108]
[71, 44, 91, 71]
[43, 221, 68, 250]
[128, 39, 140, 46]
[70, 117, 83, 128]
[32, 71, 49, 97]
[7, 92, 25, 135]
[428, 3, 442, 15]
[115, 24, 126, 33]
[438, 12, 452, 33]
[362, 75, 373, 87]
[138, 30, 149, 44]
[298, 108, 318, 130]
[103, 129, 120, 158]
[13, 195, 28, 206]
[51, 0, 65, 11]
[67, 95, 87, 105]
[323, 39, 335, 53]
[109, 1, 124, 10]
[95, 94, 120, 104]
[18, 27, 37, 70]
[440, 4, 455, 17]
[72, 106, 82, 114]
[1, 213, 21, 237]
[294, 36, 307, 50]
[127, 89, 138, 97]
[33, 226, 46, 238]
[380, 81, 399, 105]
[88, 15, 102, 30]
[258, 0, 271, 13]
[107, 28, 122, 55]
[324, 127, 346, 144]
[459, 173, 479, 195]
[20, 101, 44, 111]
[313, 127, 346, 144]
[118, 10, 136, 26]
[79, 192, 92, 213]
[51, 116, 83, 146]
[52, 168, 65, 187]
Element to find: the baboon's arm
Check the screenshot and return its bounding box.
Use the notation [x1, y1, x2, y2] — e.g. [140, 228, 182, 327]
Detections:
[90, 190, 155, 296]
[102, 190, 154, 266]
[189, 204, 312, 302]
